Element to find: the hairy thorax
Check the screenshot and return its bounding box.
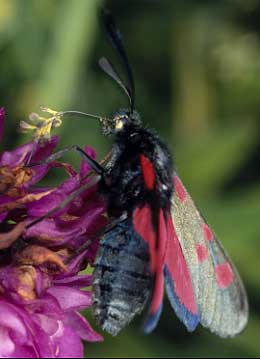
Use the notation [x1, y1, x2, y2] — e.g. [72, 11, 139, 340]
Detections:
[100, 126, 174, 216]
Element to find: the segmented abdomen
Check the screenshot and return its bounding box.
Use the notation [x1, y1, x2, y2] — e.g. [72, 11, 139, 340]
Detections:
[93, 218, 152, 336]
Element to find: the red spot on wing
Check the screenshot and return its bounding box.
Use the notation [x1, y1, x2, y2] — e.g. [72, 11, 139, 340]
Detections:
[173, 175, 187, 202]
[215, 262, 234, 289]
[196, 243, 209, 262]
[202, 223, 214, 242]
[165, 214, 197, 314]
[140, 154, 156, 190]
[133, 205, 157, 273]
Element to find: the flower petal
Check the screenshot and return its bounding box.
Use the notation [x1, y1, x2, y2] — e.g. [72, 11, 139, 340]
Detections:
[26, 176, 80, 217]
[53, 325, 83, 358]
[65, 312, 103, 342]
[34, 313, 61, 336]
[0, 222, 25, 250]
[31, 136, 59, 163]
[9, 346, 38, 358]
[60, 250, 88, 277]
[0, 326, 15, 356]
[47, 286, 92, 311]
[0, 302, 28, 339]
[0, 136, 58, 167]
[25, 294, 64, 319]
[25, 205, 105, 248]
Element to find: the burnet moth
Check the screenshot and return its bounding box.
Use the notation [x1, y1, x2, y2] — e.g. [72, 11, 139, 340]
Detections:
[71, 10, 249, 337]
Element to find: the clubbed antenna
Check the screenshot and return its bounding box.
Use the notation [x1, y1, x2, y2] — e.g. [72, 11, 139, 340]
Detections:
[100, 8, 135, 114]
[99, 57, 132, 106]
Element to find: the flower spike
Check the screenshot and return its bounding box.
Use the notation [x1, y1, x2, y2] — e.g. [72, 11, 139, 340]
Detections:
[20, 106, 63, 143]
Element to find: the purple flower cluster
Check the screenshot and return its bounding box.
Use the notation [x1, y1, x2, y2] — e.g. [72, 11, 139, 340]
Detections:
[0, 108, 105, 357]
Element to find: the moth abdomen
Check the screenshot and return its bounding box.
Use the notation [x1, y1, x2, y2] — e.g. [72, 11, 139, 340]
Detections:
[93, 219, 152, 336]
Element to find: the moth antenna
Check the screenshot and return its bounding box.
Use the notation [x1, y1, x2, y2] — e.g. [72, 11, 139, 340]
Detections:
[61, 110, 111, 122]
[99, 57, 132, 107]
[101, 8, 135, 113]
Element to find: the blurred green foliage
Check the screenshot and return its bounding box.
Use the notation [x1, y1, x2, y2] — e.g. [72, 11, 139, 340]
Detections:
[0, 0, 260, 357]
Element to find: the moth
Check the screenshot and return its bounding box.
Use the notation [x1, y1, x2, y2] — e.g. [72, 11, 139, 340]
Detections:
[74, 11, 249, 337]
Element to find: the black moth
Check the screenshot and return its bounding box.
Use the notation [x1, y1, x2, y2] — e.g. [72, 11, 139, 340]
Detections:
[78, 10, 248, 337]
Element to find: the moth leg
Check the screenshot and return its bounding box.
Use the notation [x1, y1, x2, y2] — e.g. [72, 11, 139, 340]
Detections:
[74, 145, 105, 176]
[29, 145, 105, 176]
[26, 176, 100, 230]
[28, 145, 75, 165]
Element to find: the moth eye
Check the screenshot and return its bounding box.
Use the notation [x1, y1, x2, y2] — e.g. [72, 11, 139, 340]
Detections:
[115, 119, 124, 129]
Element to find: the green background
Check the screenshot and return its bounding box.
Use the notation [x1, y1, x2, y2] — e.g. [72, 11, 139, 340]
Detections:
[0, 0, 260, 357]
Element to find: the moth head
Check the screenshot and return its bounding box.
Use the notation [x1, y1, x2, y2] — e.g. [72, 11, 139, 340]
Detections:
[100, 109, 141, 136]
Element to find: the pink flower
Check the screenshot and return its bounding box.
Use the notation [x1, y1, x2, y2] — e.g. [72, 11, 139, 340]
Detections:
[0, 108, 105, 357]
